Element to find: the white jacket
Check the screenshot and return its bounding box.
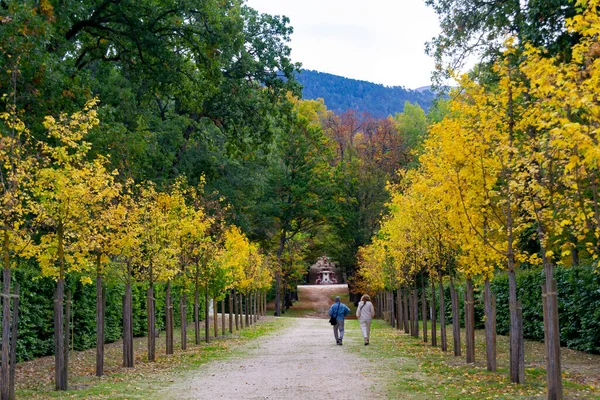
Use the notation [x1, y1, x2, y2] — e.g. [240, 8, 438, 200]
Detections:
[356, 301, 375, 320]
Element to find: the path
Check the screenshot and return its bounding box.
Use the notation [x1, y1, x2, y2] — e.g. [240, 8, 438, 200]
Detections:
[164, 285, 384, 400]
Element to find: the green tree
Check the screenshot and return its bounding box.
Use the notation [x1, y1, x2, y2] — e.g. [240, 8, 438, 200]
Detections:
[393, 101, 428, 168]
[258, 98, 336, 315]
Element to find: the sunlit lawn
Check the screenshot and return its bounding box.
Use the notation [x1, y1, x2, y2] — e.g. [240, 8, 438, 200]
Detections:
[344, 319, 600, 399]
[16, 316, 286, 399]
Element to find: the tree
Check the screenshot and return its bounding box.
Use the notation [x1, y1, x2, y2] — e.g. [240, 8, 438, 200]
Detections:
[30, 99, 100, 390]
[0, 89, 35, 399]
[133, 184, 179, 361]
[393, 101, 428, 168]
[76, 156, 122, 376]
[425, 0, 580, 86]
[258, 98, 335, 315]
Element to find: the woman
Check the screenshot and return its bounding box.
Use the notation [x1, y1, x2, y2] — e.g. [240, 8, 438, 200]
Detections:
[356, 294, 375, 345]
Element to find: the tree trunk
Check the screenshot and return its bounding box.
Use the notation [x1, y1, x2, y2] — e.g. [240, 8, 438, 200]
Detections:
[1, 233, 10, 400]
[147, 285, 155, 361]
[180, 293, 187, 351]
[396, 288, 402, 330]
[517, 300, 525, 383]
[484, 279, 496, 372]
[407, 289, 413, 335]
[95, 269, 105, 376]
[238, 293, 243, 328]
[229, 291, 233, 334]
[438, 271, 447, 352]
[221, 299, 226, 335]
[194, 270, 200, 345]
[403, 286, 409, 334]
[55, 222, 67, 390]
[123, 282, 134, 367]
[431, 279, 437, 347]
[213, 298, 218, 338]
[245, 294, 250, 327]
[543, 279, 563, 399]
[9, 283, 19, 400]
[54, 279, 66, 390]
[234, 289, 239, 330]
[390, 291, 395, 327]
[253, 292, 257, 324]
[166, 282, 174, 355]
[413, 284, 419, 338]
[2, 263, 10, 399]
[465, 278, 475, 364]
[541, 227, 563, 400]
[508, 268, 524, 383]
[421, 276, 427, 343]
[256, 292, 259, 322]
[204, 283, 210, 342]
[64, 291, 71, 391]
[450, 279, 461, 357]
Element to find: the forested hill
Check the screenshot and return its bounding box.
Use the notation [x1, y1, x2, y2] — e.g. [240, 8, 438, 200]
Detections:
[297, 70, 436, 118]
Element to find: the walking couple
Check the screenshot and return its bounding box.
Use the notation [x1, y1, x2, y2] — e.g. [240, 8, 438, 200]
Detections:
[328, 294, 375, 345]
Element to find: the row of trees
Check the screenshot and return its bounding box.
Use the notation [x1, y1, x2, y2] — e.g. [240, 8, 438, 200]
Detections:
[0, 99, 272, 394]
[359, 1, 600, 399]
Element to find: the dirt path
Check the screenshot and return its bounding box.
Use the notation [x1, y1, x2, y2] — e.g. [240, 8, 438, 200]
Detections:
[163, 286, 382, 400]
[163, 317, 383, 400]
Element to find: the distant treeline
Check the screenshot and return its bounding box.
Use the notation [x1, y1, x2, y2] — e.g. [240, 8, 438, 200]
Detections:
[297, 70, 436, 118]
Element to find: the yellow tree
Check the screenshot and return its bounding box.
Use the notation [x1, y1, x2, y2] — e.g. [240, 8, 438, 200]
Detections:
[515, 3, 600, 395]
[111, 183, 141, 368]
[220, 225, 252, 330]
[74, 156, 122, 376]
[426, 67, 531, 382]
[30, 99, 100, 390]
[173, 182, 212, 348]
[134, 184, 179, 361]
[0, 99, 35, 398]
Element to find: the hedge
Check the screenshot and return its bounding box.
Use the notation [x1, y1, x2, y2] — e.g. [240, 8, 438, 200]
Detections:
[417, 265, 599, 354]
[488, 265, 600, 353]
[10, 263, 204, 362]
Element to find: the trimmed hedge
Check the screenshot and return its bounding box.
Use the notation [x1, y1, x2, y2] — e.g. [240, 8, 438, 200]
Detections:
[485, 265, 600, 354]
[11, 264, 204, 362]
[416, 265, 600, 354]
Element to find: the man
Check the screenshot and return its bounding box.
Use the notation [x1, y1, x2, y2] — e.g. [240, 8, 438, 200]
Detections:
[328, 296, 350, 345]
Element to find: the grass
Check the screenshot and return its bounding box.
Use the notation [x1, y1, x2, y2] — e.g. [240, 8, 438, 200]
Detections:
[343, 319, 600, 399]
[16, 316, 287, 399]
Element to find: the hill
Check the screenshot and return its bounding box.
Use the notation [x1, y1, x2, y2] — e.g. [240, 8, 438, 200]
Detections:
[297, 70, 436, 118]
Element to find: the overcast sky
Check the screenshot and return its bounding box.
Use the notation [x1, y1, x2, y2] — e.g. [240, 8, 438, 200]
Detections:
[245, 0, 441, 89]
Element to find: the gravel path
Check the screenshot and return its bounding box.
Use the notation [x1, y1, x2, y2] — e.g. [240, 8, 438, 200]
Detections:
[163, 317, 384, 400]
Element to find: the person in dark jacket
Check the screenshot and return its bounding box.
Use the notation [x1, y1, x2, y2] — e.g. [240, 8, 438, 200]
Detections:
[328, 296, 351, 345]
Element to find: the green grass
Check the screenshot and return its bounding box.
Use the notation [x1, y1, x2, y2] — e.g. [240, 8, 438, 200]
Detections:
[16, 317, 288, 399]
[342, 319, 600, 399]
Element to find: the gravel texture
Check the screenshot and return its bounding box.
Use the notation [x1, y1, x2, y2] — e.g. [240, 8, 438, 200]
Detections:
[164, 286, 383, 400]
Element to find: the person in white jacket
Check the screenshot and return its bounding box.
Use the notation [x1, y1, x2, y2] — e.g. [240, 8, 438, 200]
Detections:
[356, 294, 376, 345]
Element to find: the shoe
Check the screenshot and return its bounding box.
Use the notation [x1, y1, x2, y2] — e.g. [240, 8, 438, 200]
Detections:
[339, 339, 343, 345]
[364, 338, 369, 346]
[336, 339, 341, 345]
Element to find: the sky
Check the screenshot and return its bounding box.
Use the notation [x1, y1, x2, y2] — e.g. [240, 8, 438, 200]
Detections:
[245, 0, 441, 89]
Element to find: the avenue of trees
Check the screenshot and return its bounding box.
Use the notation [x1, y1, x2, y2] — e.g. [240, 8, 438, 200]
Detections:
[0, 0, 428, 396]
[358, 1, 600, 399]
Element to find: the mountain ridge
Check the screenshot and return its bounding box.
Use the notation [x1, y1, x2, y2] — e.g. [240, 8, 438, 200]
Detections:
[297, 70, 436, 118]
